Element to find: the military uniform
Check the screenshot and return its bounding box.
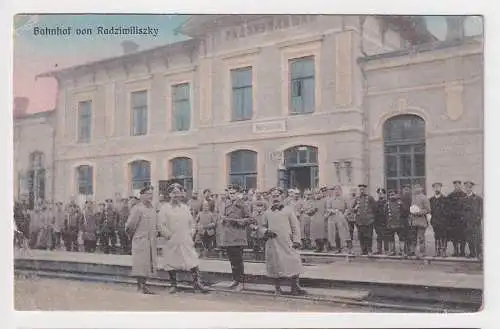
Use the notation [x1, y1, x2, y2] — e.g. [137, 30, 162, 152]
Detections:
[100, 201, 119, 254]
[385, 192, 405, 255]
[117, 201, 131, 255]
[462, 181, 483, 258]
[218, 185, 251, 289]
[64, 204, 82, 252]
[447, 183, 467, 256]
[429, 184, 449, 257]
[82, 205, 98, 253]
[354, 185, 377, 255]
[374, 190, 389, 254]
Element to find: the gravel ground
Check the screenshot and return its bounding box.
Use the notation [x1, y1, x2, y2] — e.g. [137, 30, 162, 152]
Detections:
[14, 277, 372, 312]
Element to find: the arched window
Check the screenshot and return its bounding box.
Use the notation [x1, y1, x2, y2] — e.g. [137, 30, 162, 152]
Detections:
[170, 157, 193, 193]
[27, 151, 45, 207]
[130, 160, 151, 192]
[283, 145, 319, 190]
[383, 115, 426, 192]
[76, 165, 93, 195]
[228, 150, 257, 190]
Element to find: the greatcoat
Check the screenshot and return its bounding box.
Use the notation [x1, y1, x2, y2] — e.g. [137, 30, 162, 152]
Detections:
[310, 198, 328, 241]
[125, 202, 158, 278]
[158, 202, 199, 271]
[259, 205, 303, 278]
[326, 196, 349, 243]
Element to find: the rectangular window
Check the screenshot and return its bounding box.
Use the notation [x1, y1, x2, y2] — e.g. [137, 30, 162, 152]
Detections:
[172, 83, 191, 131]
[77, 101, 92, 142]
[290, 56, 315, 114]
[231, 67, 253, 121]
[131, 90, 148, 136]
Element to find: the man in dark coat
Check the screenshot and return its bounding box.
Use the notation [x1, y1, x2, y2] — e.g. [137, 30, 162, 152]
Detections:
[374, 188, 389, 255]
[462, 181, 483, 259]
[218, 184, 252, 291]
[64, 202, 82, 252]
[429, 182, 449, 257]
[447, 180, 467, 256]
[353, 184, 377, 255]
[117, 198, 131, 255]
[100, 198, 119, 254]
[82, 201, 98, 253]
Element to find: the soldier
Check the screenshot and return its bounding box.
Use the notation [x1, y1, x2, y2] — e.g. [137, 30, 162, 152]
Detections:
[429, 182, 449, 257]
[399, 185, 412, 256]
[300, 189, 315, 249]
[374, 188, 389, 255]
[195, 202, 217, 257]
[29, 203, 43, 249]
[82, 201, 98, 253]
[345, 188, 358, 242]
[447, 180, 467, 257]
[256, 187, 306, 296]
[14, 201, 29, 249]
[284, 189, 295, 206]
[125, 185, 158, 295]
[188, 191, 202, 218]
[202, 189, 216, 212]
[36, 202, 53, 250]
[353, 184, 376, 255]
[463, 181, 483, 259]
[117, 198, 131, 255]
[310, 188, 328, 252]
[385, 189, 405, 255]
[52, 202, 65, 250]
[326, 186, 351, 254]
[100, 198, 119, 254]
[218, 184, 252, 291]
[64, 202, 82, 252]
[408, 184, 431, 258]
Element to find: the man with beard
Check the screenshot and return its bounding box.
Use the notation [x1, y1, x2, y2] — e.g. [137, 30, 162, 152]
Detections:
[158, 183, 208, 293]
[256, 187, 306, 296]
[218, 184, 251, 291]
[353, 184, 377, 255]
[429, 182, 449, 257]
[125, 185, 158, 295]
[117, 198, 131, 255]
[81, 201, 98, 253]
[100, 198, 119, 254]
[374, 188, 389, 255]
[447, 180, 467, 257]
[462, 181, 483, 259]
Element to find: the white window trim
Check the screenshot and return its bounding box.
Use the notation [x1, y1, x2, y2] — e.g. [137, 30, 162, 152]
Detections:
[72, 91, 96, 144]
[222, 52, 258, 122]
[165, 70, 195, 133]
[280, 40, 322, 116]
[125, 77, 153, 137]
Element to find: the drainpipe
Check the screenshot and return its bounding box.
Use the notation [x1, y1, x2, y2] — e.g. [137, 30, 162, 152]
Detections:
[358, 16, 371, 189]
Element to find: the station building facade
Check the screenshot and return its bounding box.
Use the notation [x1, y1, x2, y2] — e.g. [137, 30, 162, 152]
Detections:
[29, 15, 483, 203]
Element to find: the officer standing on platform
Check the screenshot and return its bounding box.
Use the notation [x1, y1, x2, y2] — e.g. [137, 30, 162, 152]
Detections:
[429, 182, 449, 257]
[117, 198, 131, 255]
[462, 181, 483, 259]
[447, 180, 467, 257]
[353, 184, 377, 255]
[100, 198, 119, 254]
[219, 184, 252, 291]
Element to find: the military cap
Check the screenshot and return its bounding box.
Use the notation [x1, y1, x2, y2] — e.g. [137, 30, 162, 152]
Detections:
[140, 185, 154, 195]
[464, 180, 475, 186]
[165, 183, 183, 195]
[376, 188, 386, 194]
[453, 180, 462, 184]
[358, 184, 368, 188]
[432, 182, 443, 188]
[269, 187, 284, 195]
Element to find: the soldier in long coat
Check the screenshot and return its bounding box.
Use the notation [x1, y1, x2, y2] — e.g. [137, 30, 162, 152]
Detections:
[429, 182, 449, 257]
[299, 189, 315, 249]
[218, 184, 252, 291]
[408, 184, 431, 257]
[447, 180, 467, 257]
[326, 186, 351, 254]
[117, 198, 131, 255]
[385, 190, 405, 255]
[125, 185, 158, 295]
[250, 192, 268, 253]
[29, 205, 43, 249]
[462, 181, 483, 259]
[52, 202, 65, 250]
[353, 184, 377, 255]
[345, 188, 358, 242]
[37, 203, 54, 250]
[82, 201, 98, 253]
[256, 187, 306, 296]
[64, 202, 82, 252]
[158, 183, 208, 293]
[310, 189, 328, 252]
[100, 199, 119, 254]
[374, 188, 389, 255]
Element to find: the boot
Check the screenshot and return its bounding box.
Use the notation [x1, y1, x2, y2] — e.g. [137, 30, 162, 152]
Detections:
[191, 267, 209, 293]
[314, 239, 323, 252]
[168, 271, 178, 294]
[441, 240, 448, 257]
[290, 276, 307, 296]
[399, 241, 406, 256]
[346, 240, 353, 255]
[274, 278, 283, 296]
[435, 240, 440, 257]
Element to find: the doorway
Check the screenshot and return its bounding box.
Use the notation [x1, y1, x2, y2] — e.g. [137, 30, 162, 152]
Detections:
[283, 145, 319, 192]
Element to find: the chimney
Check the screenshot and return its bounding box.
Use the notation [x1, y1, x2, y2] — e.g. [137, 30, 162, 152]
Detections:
[445, 16, 465, 41]
[121, 40, 140, 55]
[13, 97, 29, 118]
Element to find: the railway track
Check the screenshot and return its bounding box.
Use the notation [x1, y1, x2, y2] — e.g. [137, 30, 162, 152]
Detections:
[14, 265, 481, 313]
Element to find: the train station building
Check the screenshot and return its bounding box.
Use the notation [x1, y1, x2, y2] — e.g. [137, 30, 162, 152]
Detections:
[14, 15, 483, 204]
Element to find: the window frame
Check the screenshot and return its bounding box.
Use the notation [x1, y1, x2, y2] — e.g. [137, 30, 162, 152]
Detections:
[289, 56, 316, 115]
[230, 66, 253, 122]
[228, 150, 258, 190]
[171, 83, 191, 132]
[130, 90, 148, 136]
[76, 165, 94, 196]
[77, 100, 92, 143]
[130, 160, 152, 191]
[170, 157, 194, 192]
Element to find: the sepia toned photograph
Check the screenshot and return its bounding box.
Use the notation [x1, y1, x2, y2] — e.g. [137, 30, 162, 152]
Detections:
[13, 14, 483, 313]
